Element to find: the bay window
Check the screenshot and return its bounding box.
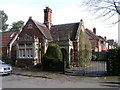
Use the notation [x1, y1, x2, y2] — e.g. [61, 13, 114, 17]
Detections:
[18, 43, 33, 58]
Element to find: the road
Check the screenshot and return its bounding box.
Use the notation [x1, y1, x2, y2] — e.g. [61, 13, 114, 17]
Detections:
[1, 74, 119, 88]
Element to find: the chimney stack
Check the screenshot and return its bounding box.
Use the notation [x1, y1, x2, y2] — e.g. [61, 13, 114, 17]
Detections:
[104, 36, 107, 40]
[44, 6, 52, 29]
[93, 27, 96, 34]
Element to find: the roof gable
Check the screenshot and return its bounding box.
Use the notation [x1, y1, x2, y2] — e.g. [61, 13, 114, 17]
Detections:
[20, 17, 52, 41]
[85, 29, 99, 40]
[33, 20, 52, 40]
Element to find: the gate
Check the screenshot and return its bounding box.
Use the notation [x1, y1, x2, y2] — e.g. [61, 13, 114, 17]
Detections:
[66, 61, 107, 76]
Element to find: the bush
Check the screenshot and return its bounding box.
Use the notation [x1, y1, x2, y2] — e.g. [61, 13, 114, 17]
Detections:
[42, 59, 63, 71]
[92, 55, 97, 61]
[107, 48, 120, 76]
[43, 44, 63, 61]
[0, 53, 10, 64]
[17, 62, 28, 68]
[34, 63, 42, 69]
[42, 44, 63, 71]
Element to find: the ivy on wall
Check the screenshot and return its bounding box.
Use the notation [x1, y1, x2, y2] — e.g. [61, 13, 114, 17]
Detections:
[78, 29, 92, 67]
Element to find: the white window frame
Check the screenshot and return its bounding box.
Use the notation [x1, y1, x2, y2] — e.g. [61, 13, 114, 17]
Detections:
[18, 43, 33, 59]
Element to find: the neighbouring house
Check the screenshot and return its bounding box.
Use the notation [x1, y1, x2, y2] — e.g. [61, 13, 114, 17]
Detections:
[107, 39, 117, 49]
[0, 7, 117, 66]
[0, 31, 18, 57]
[86, 28, 109, 52]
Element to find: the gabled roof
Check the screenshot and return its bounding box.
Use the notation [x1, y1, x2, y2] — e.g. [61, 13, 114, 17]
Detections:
[50, 22, 79, 41]
[98, 36, 106, 41]
[1, 31, 18, 47]
[85, 29, 99, 40]
[50, 22, 100, 42]
[31, 19, 52, 41]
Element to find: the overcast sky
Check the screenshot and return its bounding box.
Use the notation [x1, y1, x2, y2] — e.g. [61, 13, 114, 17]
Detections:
[0, 0, 118, 41]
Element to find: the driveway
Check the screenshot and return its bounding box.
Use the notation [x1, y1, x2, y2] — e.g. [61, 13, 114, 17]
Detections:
[66, 61, 107, 76]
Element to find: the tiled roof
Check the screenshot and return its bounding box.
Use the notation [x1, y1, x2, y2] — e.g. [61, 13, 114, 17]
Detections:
[50, 23, 100, 41]
[1, 31, 18, 47]
[85, 29, 99, 40]
[97, 36, 106, 41]
[33, 20, 52, 41]
[50, 23, 79, 41]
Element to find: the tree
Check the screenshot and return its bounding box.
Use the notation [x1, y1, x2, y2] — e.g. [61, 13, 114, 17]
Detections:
[81, 0, 120, 24]
[0, 10, 9, 30]
[78, 20, 92, 67]
[10, 20, 24, 31]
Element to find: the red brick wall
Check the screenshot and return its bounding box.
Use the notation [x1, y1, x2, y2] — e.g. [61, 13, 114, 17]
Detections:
[16, 59, 34, 67]
[18, 18, 45, 55]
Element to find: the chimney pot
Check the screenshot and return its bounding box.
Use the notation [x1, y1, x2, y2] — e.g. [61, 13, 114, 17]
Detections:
[93, 27, 96, 34]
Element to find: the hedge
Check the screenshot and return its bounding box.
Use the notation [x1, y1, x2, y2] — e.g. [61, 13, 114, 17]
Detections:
[107, 47, 120, 76]
[42, 44, 63, 71]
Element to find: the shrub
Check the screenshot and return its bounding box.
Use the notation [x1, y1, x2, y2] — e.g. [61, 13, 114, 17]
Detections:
[42, 44, 63, 71]
[92, 55, 97, 61]
[17, 62, 28, 68]
[0, 53, 10, 64]
[43, 44, 63, 61]
[34, 63, 42, 69]
[107, 48, 120, 76]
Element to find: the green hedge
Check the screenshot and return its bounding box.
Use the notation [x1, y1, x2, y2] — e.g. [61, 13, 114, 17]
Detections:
[42, 44, 63, 71]
[43, 44, 63, 61]
[107, 47, 120, 76]
[42, 59, 63, 71]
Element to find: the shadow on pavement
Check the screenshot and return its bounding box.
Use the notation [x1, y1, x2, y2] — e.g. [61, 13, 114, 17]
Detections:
[100, 81, 120, 88]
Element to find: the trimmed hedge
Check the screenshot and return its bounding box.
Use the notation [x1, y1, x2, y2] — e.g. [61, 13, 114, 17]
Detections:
[42, 59, 63, 71]
[42, 44, 63, 71]
[43, 44, 63, 61]
[107, 47, 120, 76]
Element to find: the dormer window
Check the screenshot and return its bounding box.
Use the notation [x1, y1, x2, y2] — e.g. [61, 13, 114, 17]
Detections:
[28, 24, 33, 29]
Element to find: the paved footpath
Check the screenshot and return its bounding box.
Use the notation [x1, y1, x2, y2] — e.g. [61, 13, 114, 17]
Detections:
[2, 67, 119, 88]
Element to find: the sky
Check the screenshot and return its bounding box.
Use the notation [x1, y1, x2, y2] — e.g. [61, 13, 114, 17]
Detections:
[0, 0, 118, 42]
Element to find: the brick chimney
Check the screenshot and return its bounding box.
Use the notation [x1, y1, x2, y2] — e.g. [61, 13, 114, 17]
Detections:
[93, 27, 96, 34]
[44, 6, 52, 29]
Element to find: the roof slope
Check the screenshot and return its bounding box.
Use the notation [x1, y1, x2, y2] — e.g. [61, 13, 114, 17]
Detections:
[85, 29, 99, 40]
[1, 31, 18, 47]
[50, 23, 79, 41]
[33, 20, 52, 41]
[51, 22, 100, 41]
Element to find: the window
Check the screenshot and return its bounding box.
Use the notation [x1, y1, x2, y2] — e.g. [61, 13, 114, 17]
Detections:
[26, 49, 32, 58]
[19, 49, 25, 58]
[18, 43, 33, 58]
[28, 24, 33, 29]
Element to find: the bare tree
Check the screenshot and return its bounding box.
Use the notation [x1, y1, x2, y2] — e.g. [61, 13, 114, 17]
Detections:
[81, 0, 120, 24]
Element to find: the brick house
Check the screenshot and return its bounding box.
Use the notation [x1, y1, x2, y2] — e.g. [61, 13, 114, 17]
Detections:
[85, 28, 108, 52]
[0, 7, 115, 66]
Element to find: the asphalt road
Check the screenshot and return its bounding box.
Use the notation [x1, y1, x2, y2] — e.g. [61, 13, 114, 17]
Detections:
[1, 74, 119, 88]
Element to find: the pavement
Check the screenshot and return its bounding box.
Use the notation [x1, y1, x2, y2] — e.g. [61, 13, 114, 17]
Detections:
[12, 67, 66, 79]
[11, 67, 120, 88]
